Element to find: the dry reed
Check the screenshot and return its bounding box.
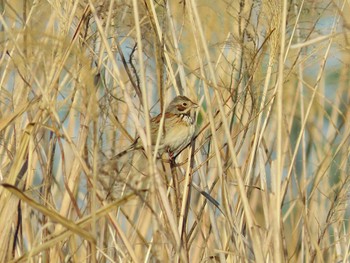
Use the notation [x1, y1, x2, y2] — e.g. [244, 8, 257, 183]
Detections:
[0, 0, 350, 262]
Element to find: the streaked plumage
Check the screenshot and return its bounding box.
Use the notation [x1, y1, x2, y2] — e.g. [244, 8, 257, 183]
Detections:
[117, 95, 198, 159]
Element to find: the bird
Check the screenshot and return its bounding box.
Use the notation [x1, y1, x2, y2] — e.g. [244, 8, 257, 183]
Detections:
[96, 96, 198, 200]
[115, 95, 198, 160]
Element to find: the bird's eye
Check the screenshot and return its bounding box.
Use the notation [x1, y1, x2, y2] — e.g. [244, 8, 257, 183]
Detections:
[182, 102, 188, 107]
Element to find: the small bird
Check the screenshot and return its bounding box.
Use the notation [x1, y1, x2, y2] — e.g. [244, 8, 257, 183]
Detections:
[115, 95, 198, 160]
[97, 96, 198, 200]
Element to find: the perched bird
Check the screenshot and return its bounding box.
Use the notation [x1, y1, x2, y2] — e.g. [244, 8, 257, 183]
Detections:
[97, 95, 198, 200]
[115, 95, 198, 159]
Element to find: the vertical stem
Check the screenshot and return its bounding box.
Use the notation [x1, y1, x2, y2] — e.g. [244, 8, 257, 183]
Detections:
[276, 0, 288, 261]
[170, 160, 181, 220]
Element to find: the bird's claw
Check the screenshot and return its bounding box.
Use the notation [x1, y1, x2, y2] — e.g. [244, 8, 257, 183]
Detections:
[167, 148, 175, 162]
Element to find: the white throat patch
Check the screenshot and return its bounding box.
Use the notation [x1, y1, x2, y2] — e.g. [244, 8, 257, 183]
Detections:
[180, 114, 194, 125]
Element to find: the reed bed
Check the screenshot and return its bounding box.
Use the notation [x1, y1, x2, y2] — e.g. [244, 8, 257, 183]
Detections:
[0, 0, 350, 262]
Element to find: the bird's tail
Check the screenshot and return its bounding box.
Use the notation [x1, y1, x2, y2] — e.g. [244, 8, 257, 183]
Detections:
[112, 138, 142, 159]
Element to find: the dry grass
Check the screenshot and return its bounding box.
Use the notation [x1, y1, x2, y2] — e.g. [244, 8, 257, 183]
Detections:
[1, 0, 350, 262]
